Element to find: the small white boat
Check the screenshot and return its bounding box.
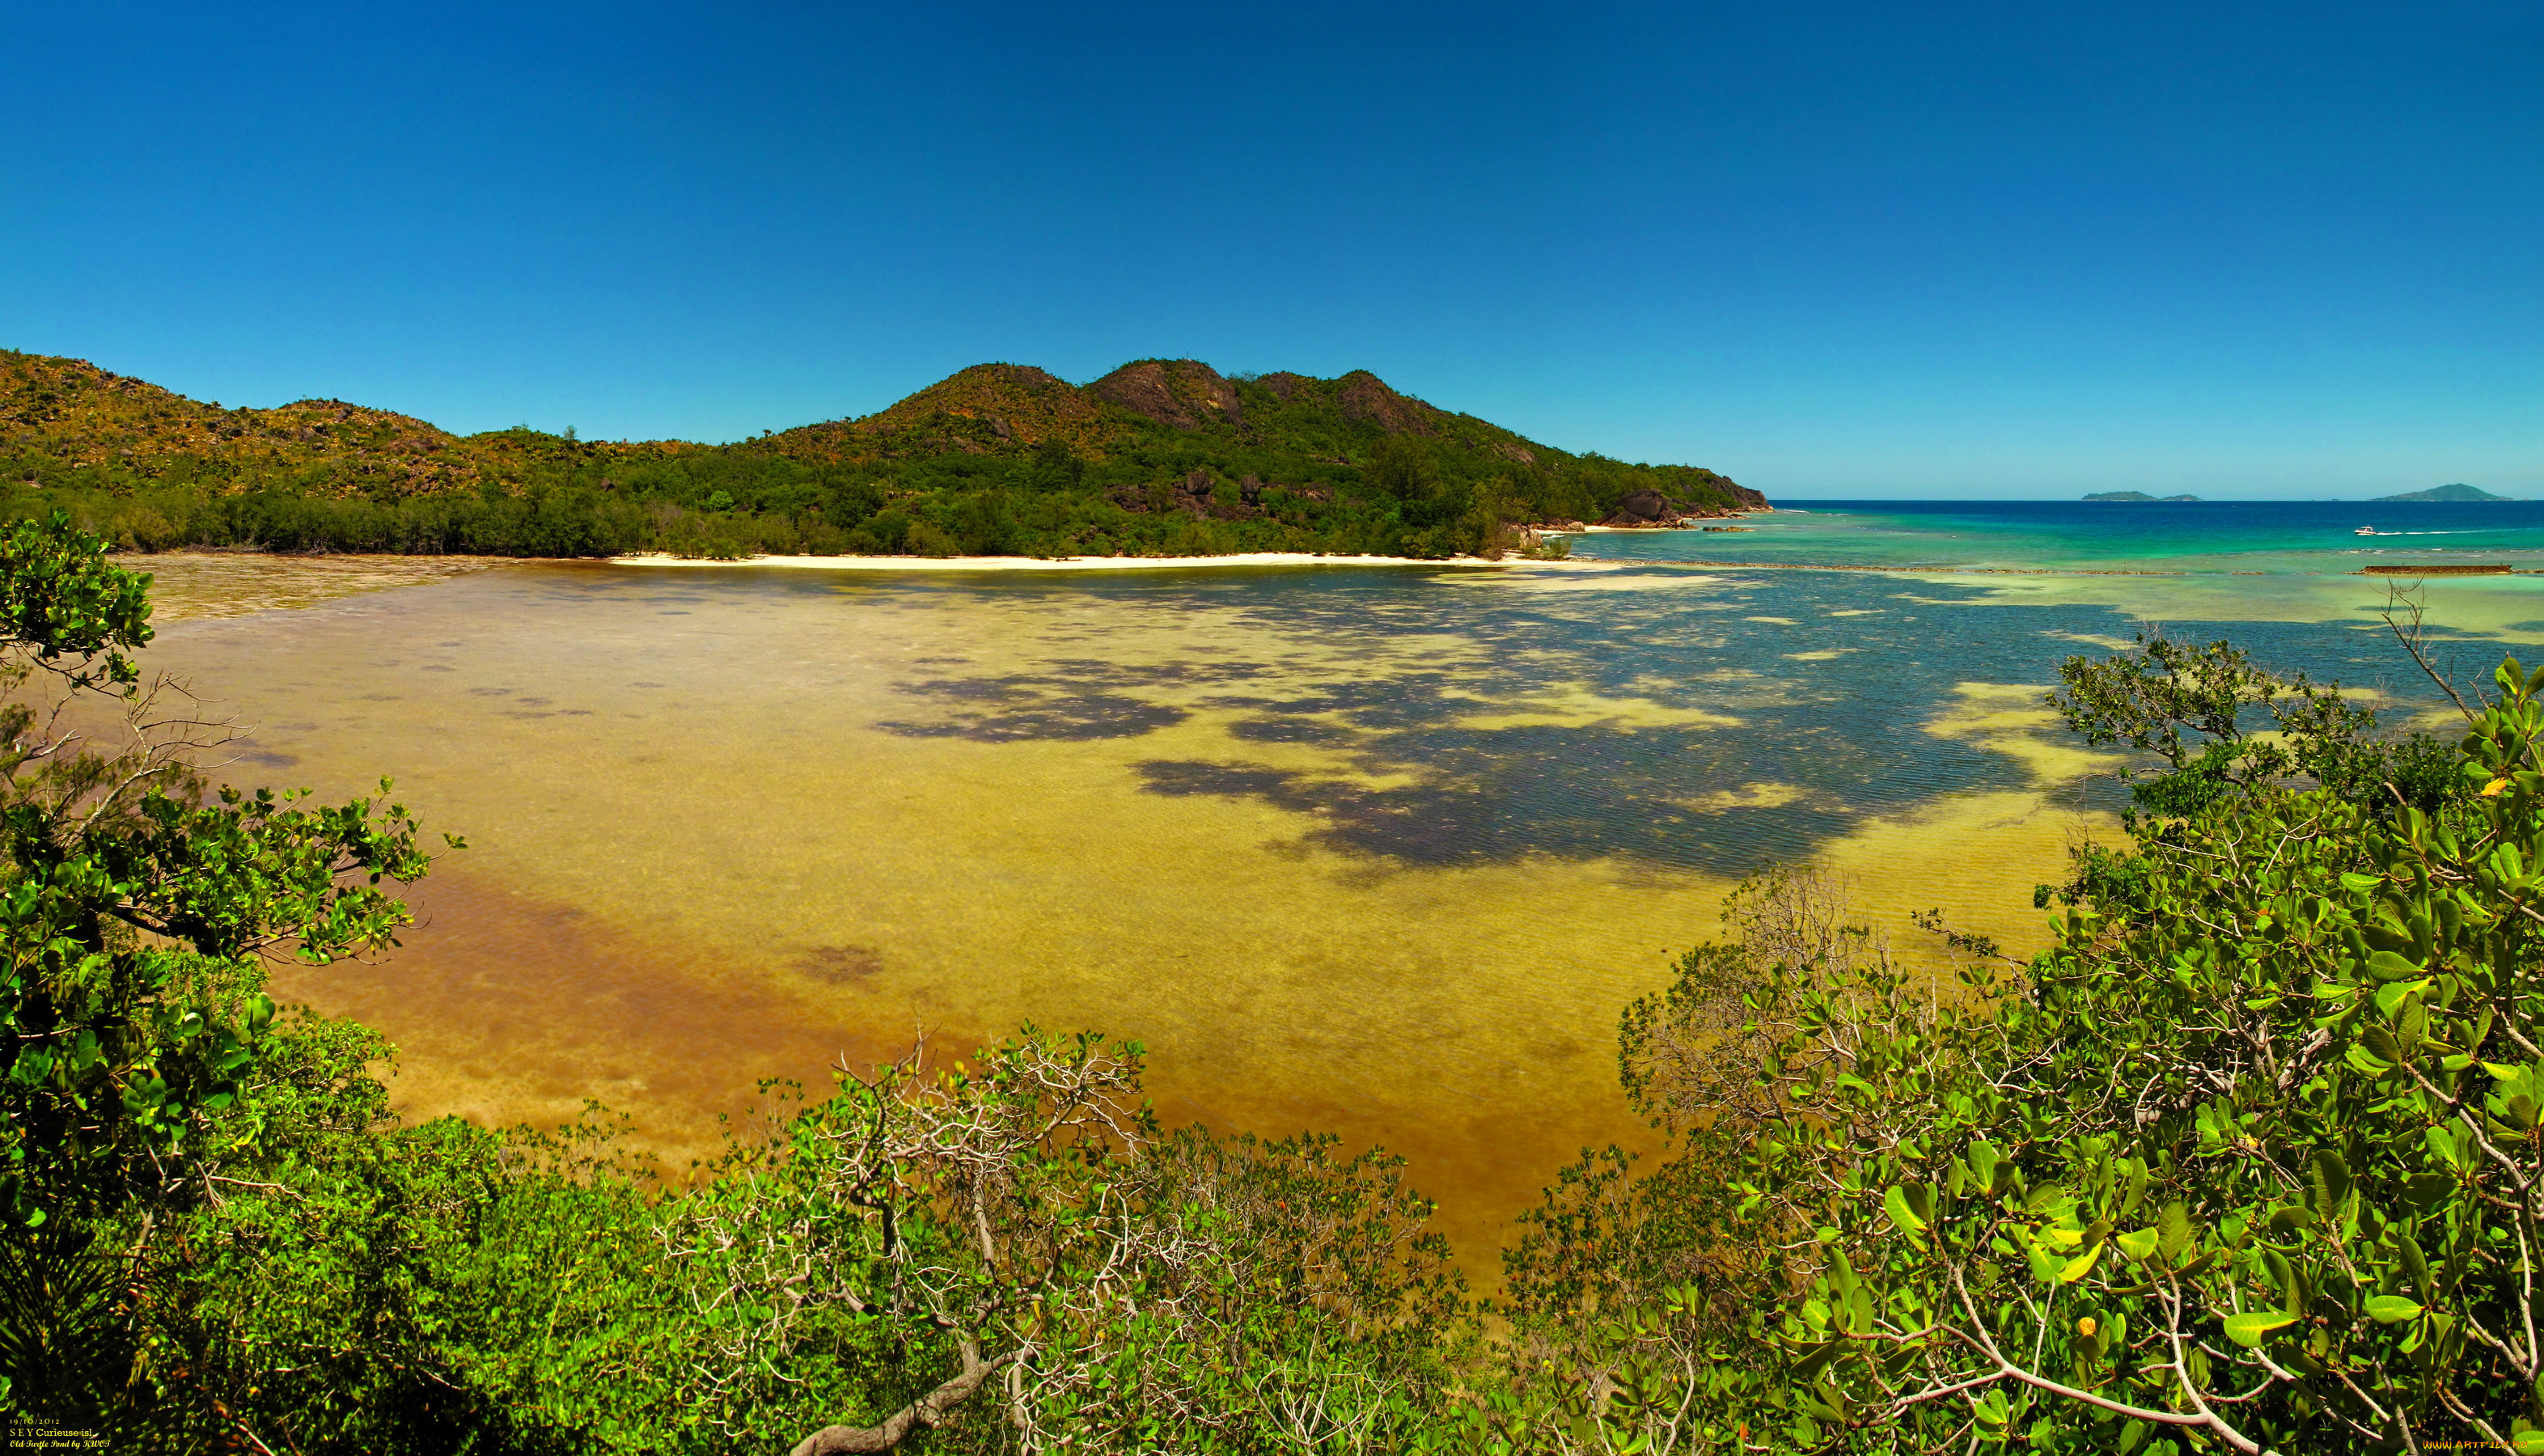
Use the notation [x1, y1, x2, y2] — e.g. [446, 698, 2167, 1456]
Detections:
[2356, 527, 2378, 536]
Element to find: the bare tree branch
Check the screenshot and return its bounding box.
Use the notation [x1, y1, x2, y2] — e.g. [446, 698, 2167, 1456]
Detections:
[786, 1340, 1001, 1456]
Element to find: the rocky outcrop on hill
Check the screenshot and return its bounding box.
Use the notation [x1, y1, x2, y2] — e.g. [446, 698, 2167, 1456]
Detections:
[764, 363, 1117, 464]
[1257, 372, 1313, 403]
[1335, 371, 1449, 437]
[1087, 360, 1243, 431]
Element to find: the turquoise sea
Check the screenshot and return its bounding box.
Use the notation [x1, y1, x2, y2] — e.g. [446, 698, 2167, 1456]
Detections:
[1573, 497, 2544, 577]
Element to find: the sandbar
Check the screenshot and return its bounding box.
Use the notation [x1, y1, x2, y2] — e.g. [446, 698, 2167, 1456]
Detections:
[612, 550, 1546, 572]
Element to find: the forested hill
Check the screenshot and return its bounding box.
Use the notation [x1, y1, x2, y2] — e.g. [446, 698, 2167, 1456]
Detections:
[0, 350, 1762, 559]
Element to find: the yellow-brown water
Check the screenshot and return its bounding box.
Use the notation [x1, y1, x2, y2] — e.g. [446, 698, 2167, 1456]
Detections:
[130, 551, 2482, 1265]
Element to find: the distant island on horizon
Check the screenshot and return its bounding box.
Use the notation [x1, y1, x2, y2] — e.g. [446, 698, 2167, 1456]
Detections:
[2070, 485, 2524, 505]
[2373, 483, 2513, 503]
[0, 351, 1762, 561]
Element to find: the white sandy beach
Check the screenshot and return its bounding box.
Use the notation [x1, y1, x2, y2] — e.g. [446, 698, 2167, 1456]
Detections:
[610, 550, 1566, 572]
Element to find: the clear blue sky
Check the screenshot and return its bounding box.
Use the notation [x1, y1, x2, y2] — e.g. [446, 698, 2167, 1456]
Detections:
[4, 1, 2536, 499]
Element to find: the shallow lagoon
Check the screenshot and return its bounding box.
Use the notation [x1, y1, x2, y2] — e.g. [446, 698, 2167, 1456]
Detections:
[129, 532, 2521, 1259]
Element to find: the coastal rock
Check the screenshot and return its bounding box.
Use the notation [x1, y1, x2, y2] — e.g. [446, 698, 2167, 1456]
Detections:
[1596, 485, 1763, 527]
[1604, 489, 1671, 524]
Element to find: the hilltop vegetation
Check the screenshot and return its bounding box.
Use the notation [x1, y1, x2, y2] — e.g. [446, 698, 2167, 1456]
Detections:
[0, 352, 1762, 560]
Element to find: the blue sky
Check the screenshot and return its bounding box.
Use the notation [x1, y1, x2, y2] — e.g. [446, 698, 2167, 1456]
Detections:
[3, 1, 2536, 498]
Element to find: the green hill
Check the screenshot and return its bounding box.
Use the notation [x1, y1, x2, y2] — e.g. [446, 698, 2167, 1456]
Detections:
[2374, 482, 2510, 503]
[2083, 491, 2202, 502]
[0, 351, 1763, 560]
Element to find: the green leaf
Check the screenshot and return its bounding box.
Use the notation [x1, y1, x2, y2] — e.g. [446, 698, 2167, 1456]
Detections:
[2309, 1149, 2351, 1217]
[2157, 1201, 2194, 1261]
[2373, 980, 2427, 1017]
[2365, 1295, 2424, 1324]
[2344, 1043, 2395, 1077]
[2405, 1171, 2454, 1210]
[2424, 1125, 2464, 1170]
[2263, 1248, 2296, 1306]
[2057, 1244, 2102, 1284]
[2361, 1024, 2407, 1063]
[2221, 1310, 2296, 1347]
[2364, 951, 2423, 983]
[1884, 1183, 1928, 1234]
[2115, 1227, 2159, 1261]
